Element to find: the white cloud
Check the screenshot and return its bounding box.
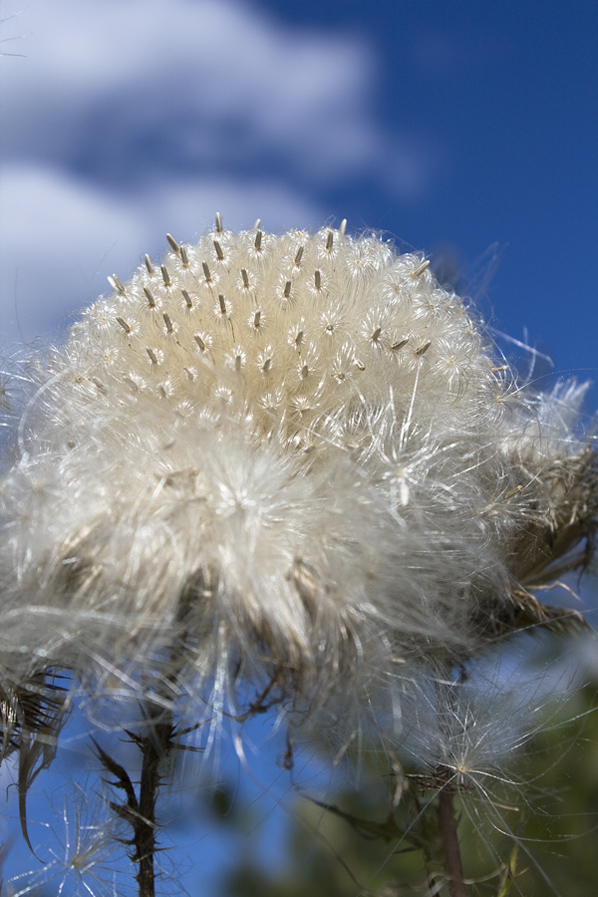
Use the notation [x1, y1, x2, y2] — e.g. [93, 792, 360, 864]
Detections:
[0, 164, 326, 344]
[0, 0, 431, 341]
[2, 0, 377, 177]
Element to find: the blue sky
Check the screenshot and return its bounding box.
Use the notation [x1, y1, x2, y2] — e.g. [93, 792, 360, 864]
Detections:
[1, 0, 596, 405]
[0, 0, 597, 893]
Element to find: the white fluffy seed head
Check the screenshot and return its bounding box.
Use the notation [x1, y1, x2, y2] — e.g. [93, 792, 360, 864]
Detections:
[0, 220, 595, 734]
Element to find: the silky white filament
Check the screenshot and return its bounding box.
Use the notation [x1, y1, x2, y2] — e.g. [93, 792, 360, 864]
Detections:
[0, 219, 595, 741]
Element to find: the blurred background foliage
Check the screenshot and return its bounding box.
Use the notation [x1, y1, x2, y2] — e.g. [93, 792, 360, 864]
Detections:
[217, 671, 598, 897]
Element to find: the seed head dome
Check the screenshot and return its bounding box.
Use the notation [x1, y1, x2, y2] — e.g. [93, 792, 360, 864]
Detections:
[0, 218, 595, 736]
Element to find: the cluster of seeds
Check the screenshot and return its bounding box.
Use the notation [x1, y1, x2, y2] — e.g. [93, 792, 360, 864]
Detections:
[72, 217, 497, 451]
[0, 218, 595, 747]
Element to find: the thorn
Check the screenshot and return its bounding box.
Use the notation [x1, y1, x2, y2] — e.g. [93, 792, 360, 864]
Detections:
[241, 268, 250, 288]
[415, 340, 431, 356]
[161, 265, 171, 287]
[214, 240, 224, 260]
[326, 230, 334, 251]
[218, 294, 227, 314]
[412, 259, 430, 278]
[143, 287, 156, 308]
[339, 219, 347, 236]
[391, 338, 408, 351]
[144, 254, 154, 274]
[182, 289, 192, 308]
[116, 316, 131, 333]
[146, 347, 158, 364]
[108, 275, 126, 295]
[202, 261, 212, 282]
[283, 280, 291, 299]
[166, 233, 180, 254]
[180, 246, 189, 267]
[294, 246, 304, 266]
[314, 270, 321, 290]
[194, 334, 206, 351]
[254, 230, 262, 251]
[215, 212, 223, 233]
[163, 312, 174, 333]
[253, 310, 261, 328]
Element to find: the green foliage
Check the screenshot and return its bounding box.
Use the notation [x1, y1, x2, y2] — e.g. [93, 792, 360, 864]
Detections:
[220, 679, 598, 897]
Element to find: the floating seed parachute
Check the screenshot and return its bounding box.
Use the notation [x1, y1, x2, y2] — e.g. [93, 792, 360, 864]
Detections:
[0, 218, 596, 762]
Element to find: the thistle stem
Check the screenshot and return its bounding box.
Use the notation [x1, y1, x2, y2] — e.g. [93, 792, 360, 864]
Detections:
[438, 787, 467, 897]
[134, 702, 174, 897]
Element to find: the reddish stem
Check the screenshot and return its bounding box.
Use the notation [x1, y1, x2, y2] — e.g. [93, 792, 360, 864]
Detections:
[438, 788, 467, 897]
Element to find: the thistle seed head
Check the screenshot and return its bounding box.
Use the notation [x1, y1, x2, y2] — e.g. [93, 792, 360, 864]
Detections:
[0, 219, 595, 732]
